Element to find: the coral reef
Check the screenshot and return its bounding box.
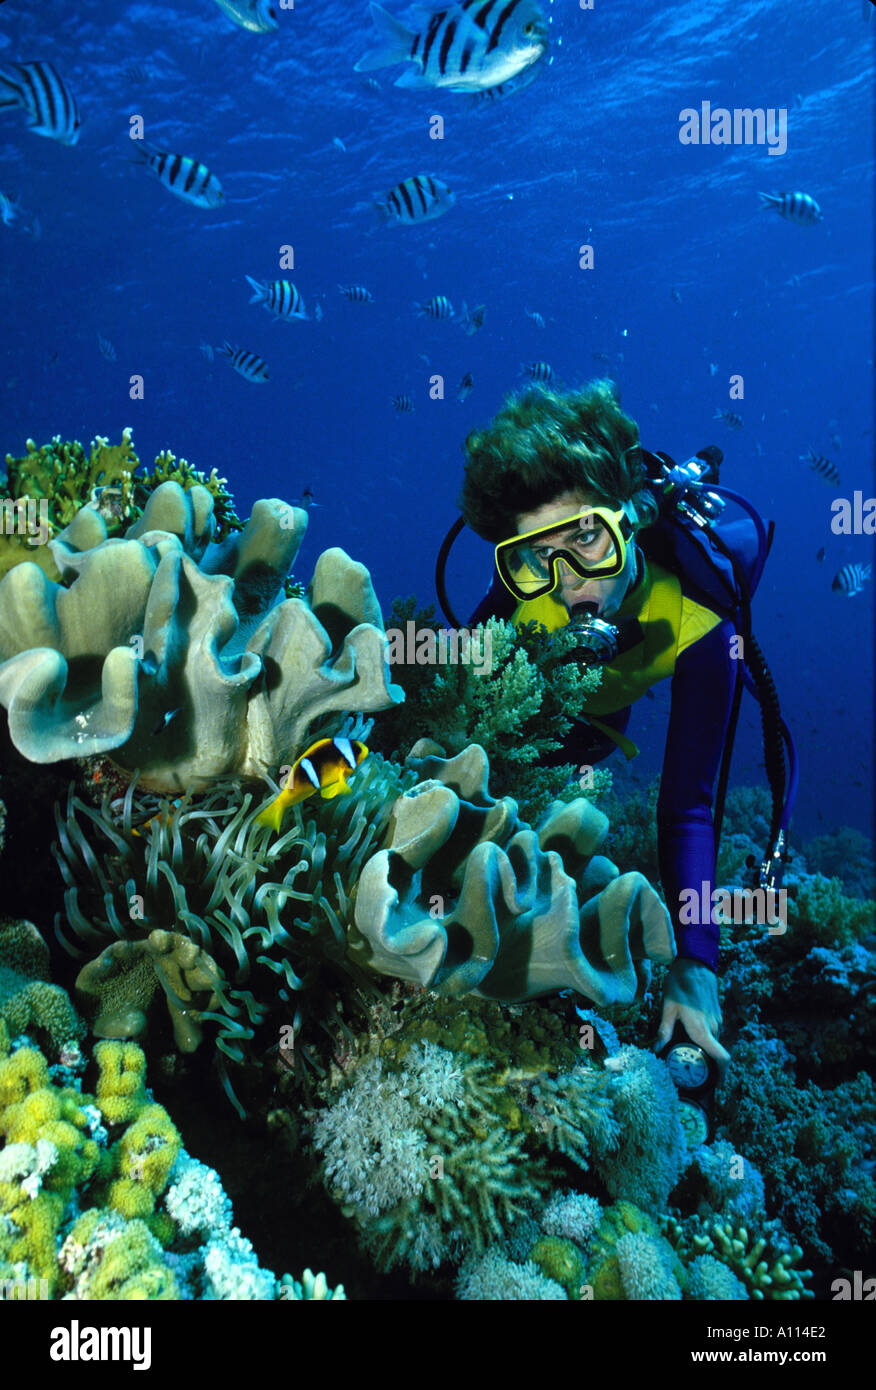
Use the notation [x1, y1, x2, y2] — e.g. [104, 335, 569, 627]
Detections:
[0, 1013, 339, 1300]
[662, 1210, 814, 1300]
[0, 432, 140, 581]
[310, 1000, 691, 1279]
[53, 744, 674, 1109]
[353, 742, 673, 1004]
[0, 479, 402, 790]
[715, 1028, 876, 1267]
[312, 1041, 548, 1273]
[0, 919, 85, 1057]
[371, 600, 611, 823]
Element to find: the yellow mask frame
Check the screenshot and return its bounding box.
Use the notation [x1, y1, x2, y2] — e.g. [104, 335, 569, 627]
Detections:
[494, 503, 635, 602]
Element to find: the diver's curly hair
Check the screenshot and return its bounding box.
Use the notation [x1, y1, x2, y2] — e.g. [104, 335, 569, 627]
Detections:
[459, 380, 658, 541]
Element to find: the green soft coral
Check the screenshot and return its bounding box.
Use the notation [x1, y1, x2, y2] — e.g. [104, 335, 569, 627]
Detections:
[787, 873, 875, 948]
[372, 603, 611, 822]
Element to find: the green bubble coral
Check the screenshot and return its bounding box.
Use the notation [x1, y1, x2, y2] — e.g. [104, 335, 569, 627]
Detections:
[528, 1236, 586, 1298]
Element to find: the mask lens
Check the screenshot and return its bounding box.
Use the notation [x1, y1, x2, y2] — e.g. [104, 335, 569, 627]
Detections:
[501, 514, 622, 595]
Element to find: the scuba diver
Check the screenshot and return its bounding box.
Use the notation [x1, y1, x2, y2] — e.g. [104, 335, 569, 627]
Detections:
[436, 380, 796, 1127]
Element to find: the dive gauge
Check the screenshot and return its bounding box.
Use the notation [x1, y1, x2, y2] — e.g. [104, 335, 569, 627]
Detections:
[658, 1021, 719, 1146]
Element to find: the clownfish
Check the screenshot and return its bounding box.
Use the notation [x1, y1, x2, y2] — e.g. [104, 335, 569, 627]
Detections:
[255, 737, 369, 833]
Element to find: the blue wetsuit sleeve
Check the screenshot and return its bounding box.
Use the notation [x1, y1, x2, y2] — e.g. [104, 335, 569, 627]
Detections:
[656, 618, 737, 973]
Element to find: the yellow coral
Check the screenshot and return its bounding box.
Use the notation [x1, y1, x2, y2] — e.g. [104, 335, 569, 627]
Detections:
[2, 1191, 65, 1293]
[101, 1102, 181, 1220]
[0, 1047, 50, 1108]
[94, 1040, 147, 1125]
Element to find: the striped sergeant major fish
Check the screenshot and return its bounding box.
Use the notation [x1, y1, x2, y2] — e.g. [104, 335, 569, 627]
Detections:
[416, 294, 454, 319]
[466, 55, 545, 105]
[133, 142, 225, 208]
[522, 360, 553, 383]
[246, 276, 307, 320]
[832, 563, 872, 597]
[218, 342, 269, 382]
[758, 190, 822, 224]
[339, 283, 375, 303]
[354, 0, 548, 94]
[212, 0, 279, 32]
[0, 61, 81, 145]
[375, 173, 455, 225]
[802, 449, 840, 486]
[338, 284, 374, 302]
[393, 394, 415, 412]
[255, 738, 370, 832]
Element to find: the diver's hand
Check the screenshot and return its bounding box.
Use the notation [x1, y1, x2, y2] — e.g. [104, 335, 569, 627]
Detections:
[655, 957, 731, 1081]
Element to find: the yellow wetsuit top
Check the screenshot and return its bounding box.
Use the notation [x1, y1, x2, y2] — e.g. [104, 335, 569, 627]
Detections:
[511, 551, 723, 755]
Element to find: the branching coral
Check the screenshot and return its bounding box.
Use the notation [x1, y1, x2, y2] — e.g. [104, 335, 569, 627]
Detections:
[312, 1041, 551, 1273]
[662, 1210, 814, 1300]
[371, 600, 611, 822]
[134, 447, 242, 541]
[1, 431, 140, 580]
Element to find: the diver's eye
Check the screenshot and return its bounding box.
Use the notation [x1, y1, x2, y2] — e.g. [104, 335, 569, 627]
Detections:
[523, 22, 534, 33]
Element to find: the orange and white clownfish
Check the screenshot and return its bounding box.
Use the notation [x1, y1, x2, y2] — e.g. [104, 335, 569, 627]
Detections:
[255, 737, 369, 833]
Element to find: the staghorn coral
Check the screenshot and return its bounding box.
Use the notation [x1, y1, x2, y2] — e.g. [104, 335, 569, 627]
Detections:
[0, 478, 403, 790]
[372, 600, 611, 823]
[662, 1210, 814, 1300]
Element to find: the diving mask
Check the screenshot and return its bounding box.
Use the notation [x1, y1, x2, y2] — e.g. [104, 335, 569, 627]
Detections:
[495, 503, 635, 602]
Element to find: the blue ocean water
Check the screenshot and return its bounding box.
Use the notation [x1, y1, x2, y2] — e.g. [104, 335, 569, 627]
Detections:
[0, 0, 873, 845]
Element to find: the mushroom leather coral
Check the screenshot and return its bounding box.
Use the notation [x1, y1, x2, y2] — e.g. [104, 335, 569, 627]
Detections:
[0, 481, 403, 791]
